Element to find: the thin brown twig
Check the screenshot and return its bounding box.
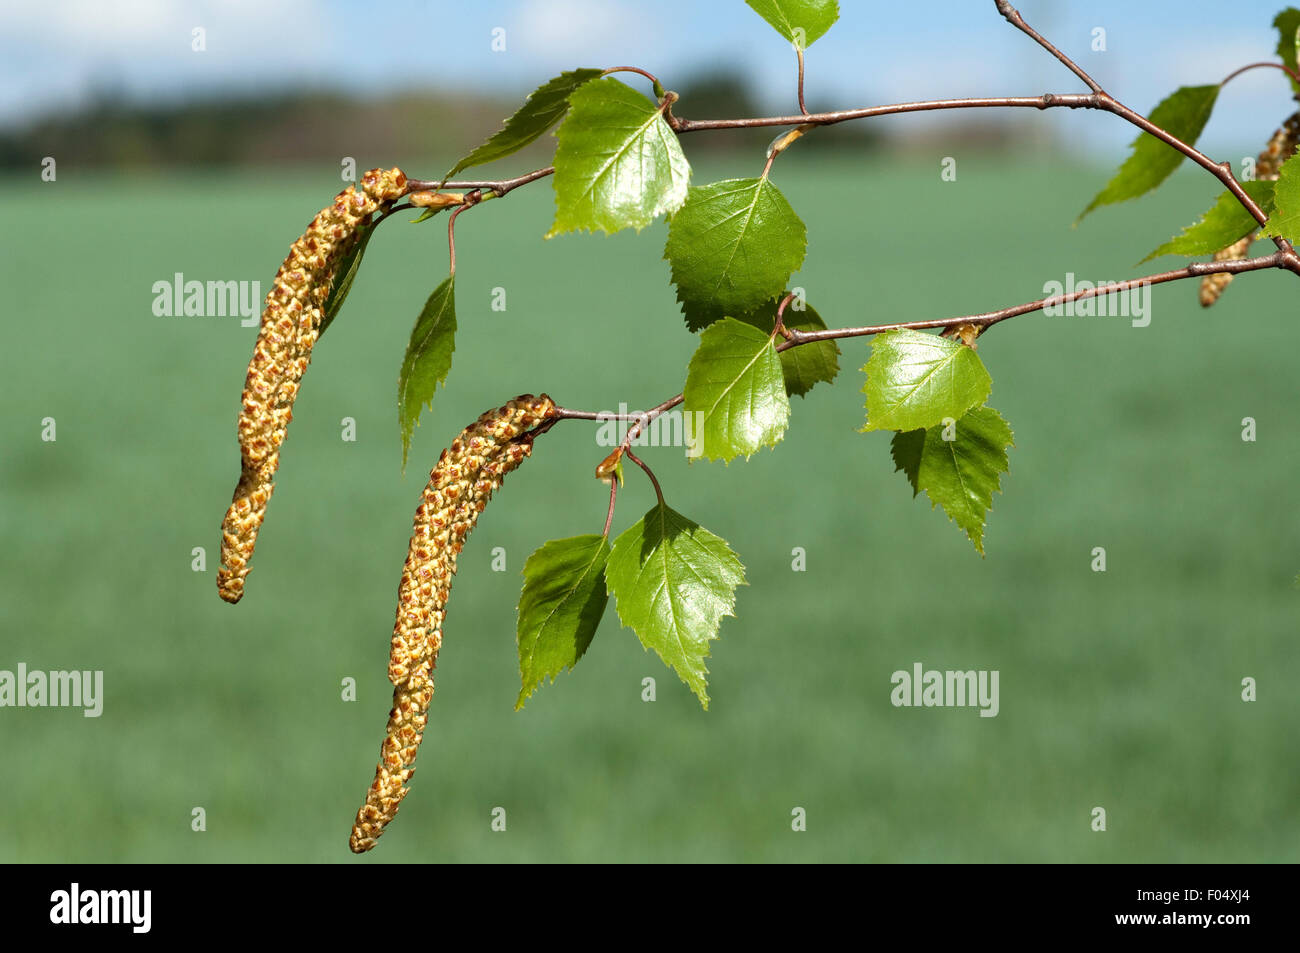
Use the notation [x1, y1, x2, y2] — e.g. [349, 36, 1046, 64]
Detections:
[445, 191, 481, 274]
[778, 251, 1293, 347]
[796, 46, 809, 116]
[773, 291, 797, 340]
[406, 167, 554, 199]
[620, 395, 685, 450]
[545, 252, 1295, 458]
[1219, 61, 1300, 88]
[603, 65, 665, 97]
[623, 448, 665, 507]
[668, 93, 1099, 133]
[603, 477, 618, 536]
[410, 96, 1102, 205]
[995, 0, 1103, 93]
[555, 408, 643, 421]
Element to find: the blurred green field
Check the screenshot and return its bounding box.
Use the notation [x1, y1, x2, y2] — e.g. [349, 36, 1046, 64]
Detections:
[1, 151, 1297, 863]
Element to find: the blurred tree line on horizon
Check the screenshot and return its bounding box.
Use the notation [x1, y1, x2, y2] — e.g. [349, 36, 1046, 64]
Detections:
[0, 69, 1046, 173]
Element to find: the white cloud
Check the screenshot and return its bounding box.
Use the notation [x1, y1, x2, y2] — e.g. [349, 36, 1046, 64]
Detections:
[510, 0, 660, 62]
[0, 0, 331, 122]
[0, 0, 184, 48]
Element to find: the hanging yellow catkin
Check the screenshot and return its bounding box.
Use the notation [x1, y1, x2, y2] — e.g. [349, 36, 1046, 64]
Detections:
[217, 168, 408, 604]
[1201, 113, 1300, 307]
[349, 394, 557, 854]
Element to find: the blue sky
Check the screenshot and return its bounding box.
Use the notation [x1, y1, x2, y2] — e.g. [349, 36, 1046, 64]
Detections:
[3, 0, 1297, 153]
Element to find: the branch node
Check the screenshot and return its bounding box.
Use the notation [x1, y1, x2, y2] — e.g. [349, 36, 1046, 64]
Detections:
[774, 290, 799, 339]
[660, 89, 678, 124]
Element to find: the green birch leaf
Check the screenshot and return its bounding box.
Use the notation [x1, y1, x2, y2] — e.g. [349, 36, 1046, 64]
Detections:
[734, 298, 840, 396]
[683, 317, 790, 461]
[861, 329, 991, 433]
[1275, 9, 1300, 96]
[548, 78, 691, 237]
[890, 406, 1014, 555]
[605, 504, 746, 709]
[1141, 179, 1274, 261]
[397, 276, 457, 468]
[1079, 85, 1220, 221]
[665, 178, 807, 331]
[744, 0, 840, 48]
[890, 427, 926, 496]
[516, 534, 611, 710]
[446, 68, 603, 179]
[1259, 153, 1300, 240]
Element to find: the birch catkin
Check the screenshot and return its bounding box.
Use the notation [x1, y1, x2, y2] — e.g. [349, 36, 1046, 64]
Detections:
[217, 168, 408, 603]
[349, 394, 557, 854]
[1200, 114, 1300, 307]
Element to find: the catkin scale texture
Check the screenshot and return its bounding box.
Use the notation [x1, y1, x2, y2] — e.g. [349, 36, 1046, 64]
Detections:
[349, 394, 557, 854]
[1200, 114, 1300, 307]
[217, 168, 408, 604]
